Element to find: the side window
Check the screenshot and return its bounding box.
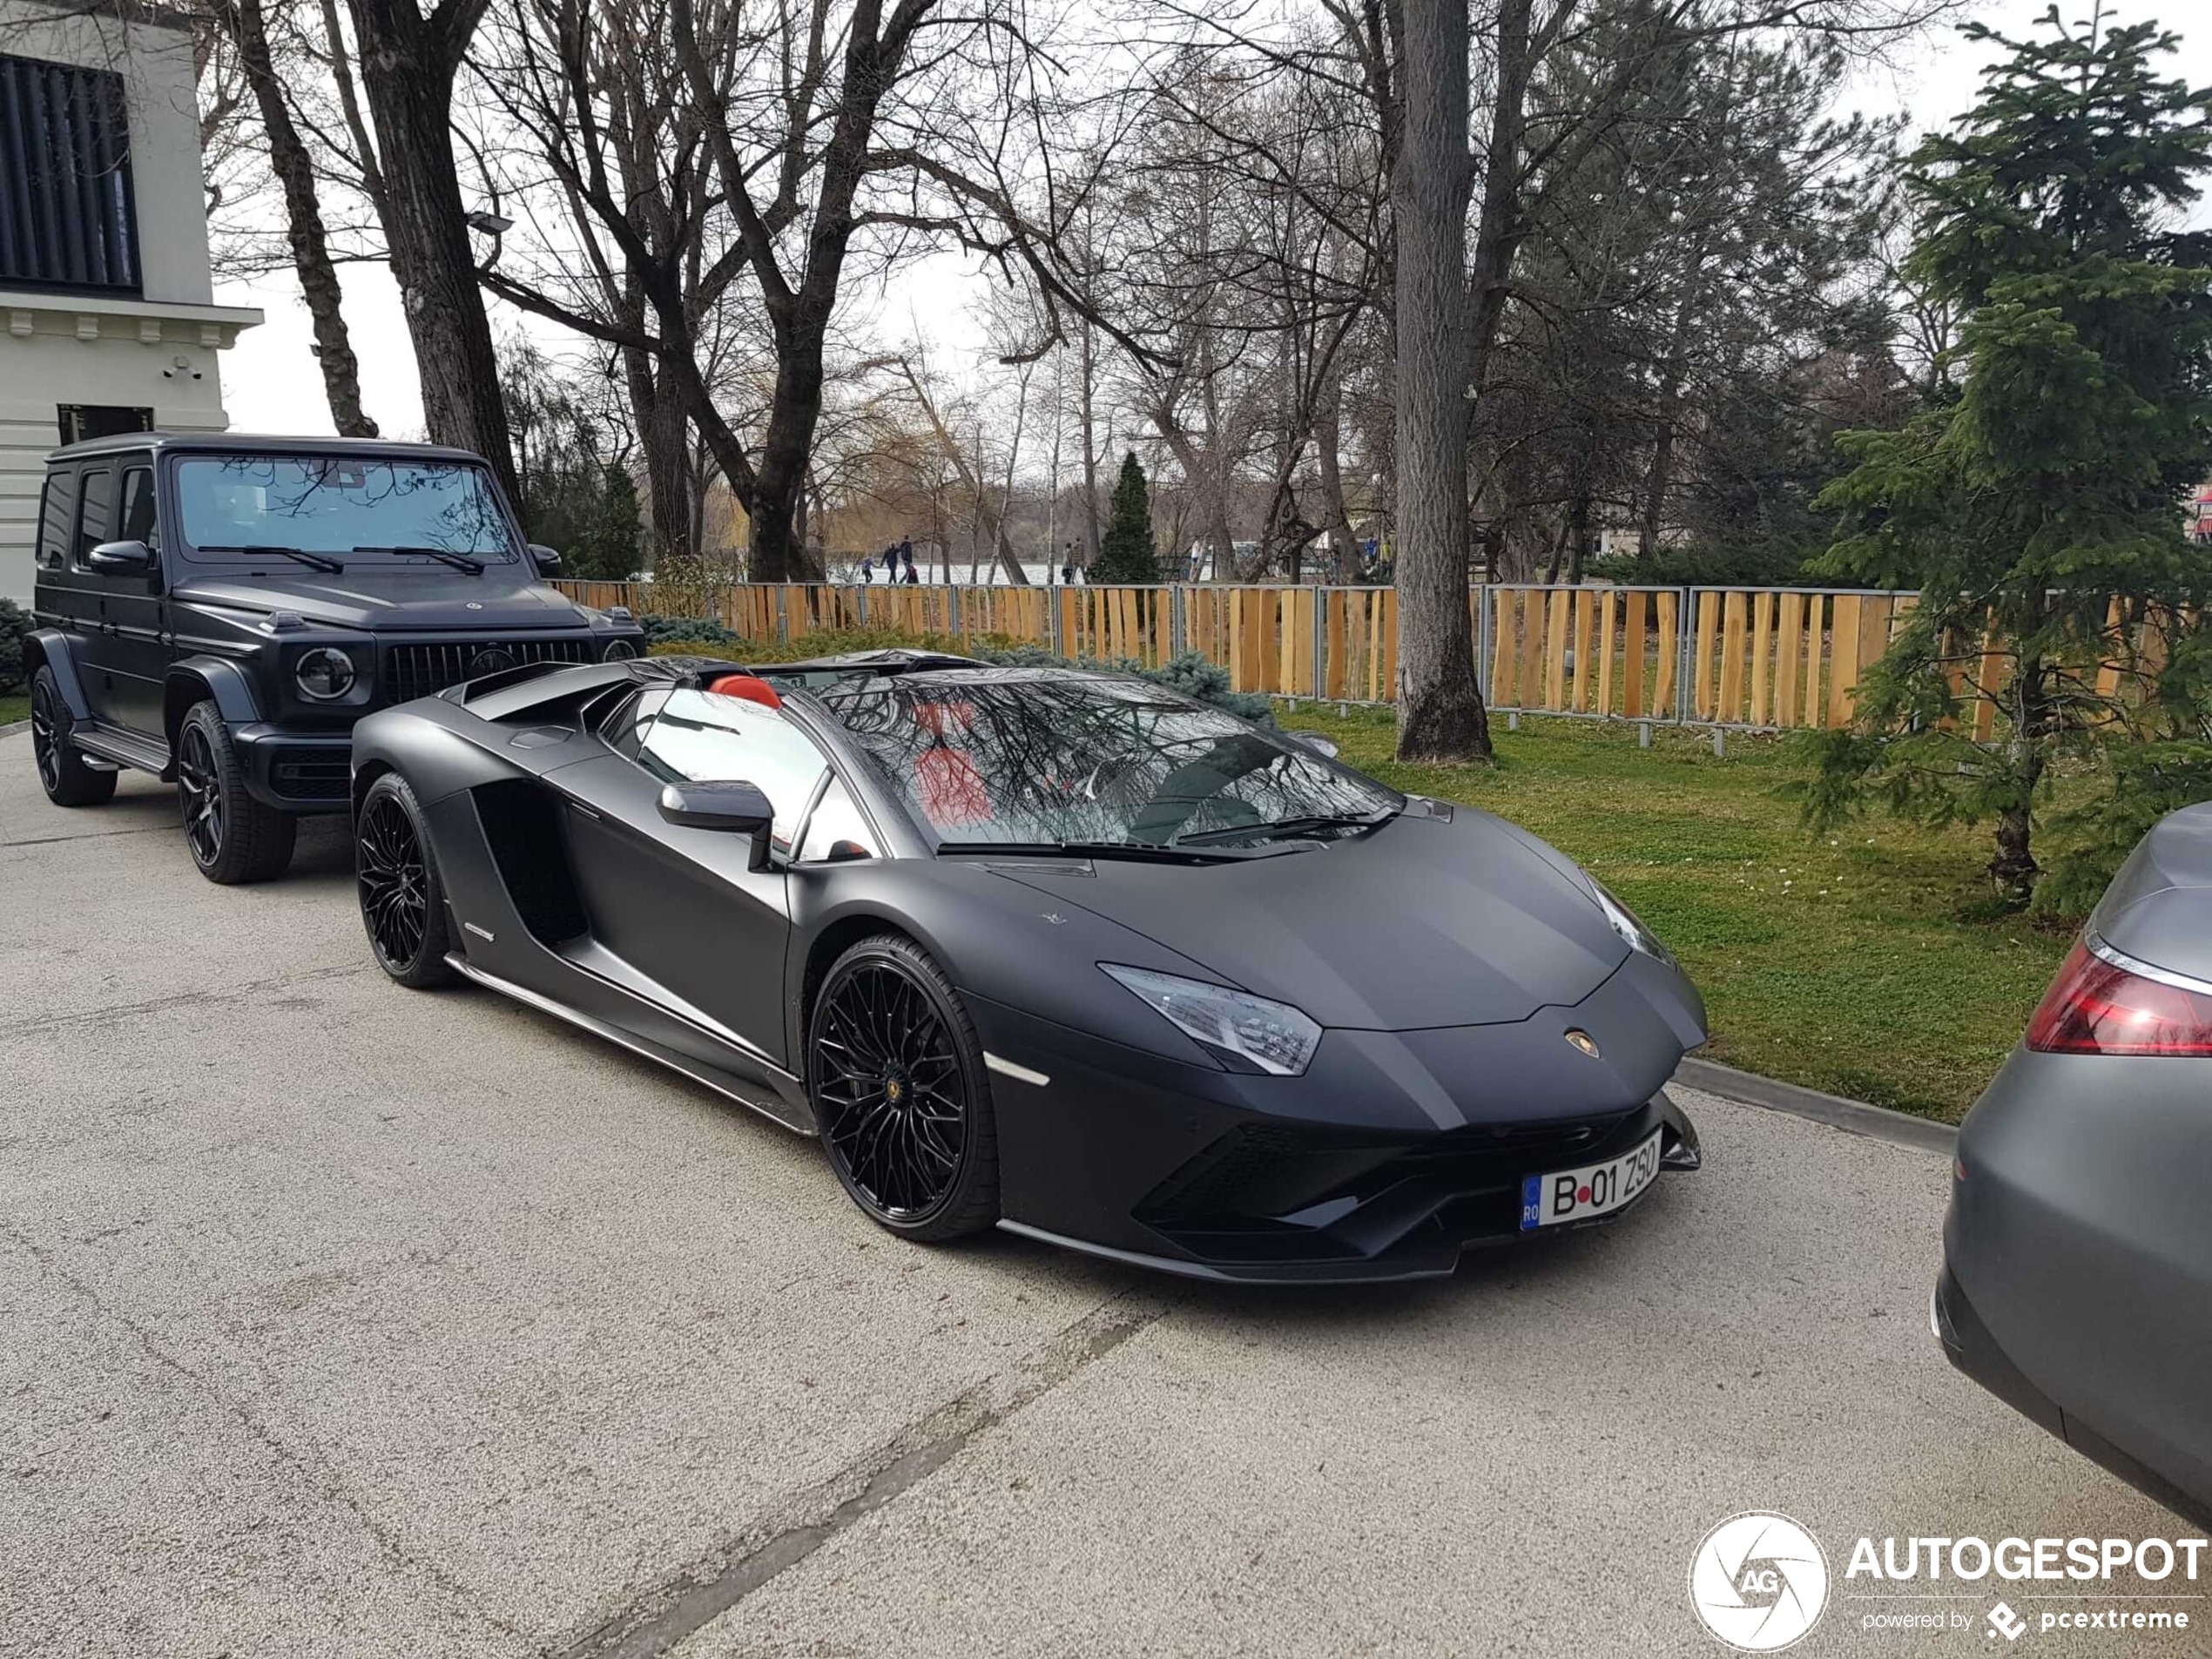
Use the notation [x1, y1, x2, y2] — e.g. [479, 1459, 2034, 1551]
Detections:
[72, 469, 114, 568]
[798, 777, 878, 863]
[118, 466, 157, 547]
[604, 687, 670, 762]
[637, 688, 828, 859]
[36, 469, 77, 569]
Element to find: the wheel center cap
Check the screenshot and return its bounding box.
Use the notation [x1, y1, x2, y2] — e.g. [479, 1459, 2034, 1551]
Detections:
[884, 1071, 907, 1106]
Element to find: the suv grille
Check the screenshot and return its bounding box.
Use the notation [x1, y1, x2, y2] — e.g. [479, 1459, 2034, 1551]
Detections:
[381, 638, 595, 705]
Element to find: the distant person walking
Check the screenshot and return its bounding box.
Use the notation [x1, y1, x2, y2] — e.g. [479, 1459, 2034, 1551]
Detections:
[860, 556, 874, 584]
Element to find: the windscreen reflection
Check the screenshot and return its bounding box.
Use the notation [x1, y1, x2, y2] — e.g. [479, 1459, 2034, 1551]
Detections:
[819, 675, 1397, 847]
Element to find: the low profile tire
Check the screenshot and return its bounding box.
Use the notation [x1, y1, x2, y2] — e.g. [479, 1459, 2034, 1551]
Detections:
[355, 772, 458, 988]
[176, 699, 296, 884]
[808, 934, 1000, 1243]
[29, 666, 116, 806]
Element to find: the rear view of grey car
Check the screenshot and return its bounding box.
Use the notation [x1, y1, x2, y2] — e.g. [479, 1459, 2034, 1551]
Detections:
[1938, 803, 2212, 1527]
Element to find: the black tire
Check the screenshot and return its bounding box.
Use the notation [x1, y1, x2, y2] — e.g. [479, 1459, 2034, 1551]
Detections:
[355, 772, 458, 988]
[29, 666, 116, 807]
[807, 933, 1000, 1243]
[176, 700, 296, 884]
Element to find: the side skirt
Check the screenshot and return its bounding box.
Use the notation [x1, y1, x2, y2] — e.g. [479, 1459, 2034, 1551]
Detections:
[445, 954, 816, 1137]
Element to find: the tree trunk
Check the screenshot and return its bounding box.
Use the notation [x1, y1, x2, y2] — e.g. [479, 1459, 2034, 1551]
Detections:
[347, 0, 517, 499]
[1079, 320, 1103, 564]
[1992, 651, 2048, 905]
[628, 350, 691, 559]
[223, 0, 376, 437]
[1313, 375, 1361, 581]
[1388, 0, 1490, 763]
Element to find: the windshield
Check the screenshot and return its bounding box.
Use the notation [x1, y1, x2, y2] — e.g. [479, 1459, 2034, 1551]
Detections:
[818, 674, 1399, 848]
[175, 456, 519, 562]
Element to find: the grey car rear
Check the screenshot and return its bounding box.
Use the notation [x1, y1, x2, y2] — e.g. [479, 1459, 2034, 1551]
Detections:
[1936, 802, 2212, 1527]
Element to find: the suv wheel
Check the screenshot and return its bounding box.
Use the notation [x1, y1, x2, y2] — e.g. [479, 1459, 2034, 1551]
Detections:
[355, 772, 457, 988]
[176, 700, 296, 884]
[29, 667, 117, 806]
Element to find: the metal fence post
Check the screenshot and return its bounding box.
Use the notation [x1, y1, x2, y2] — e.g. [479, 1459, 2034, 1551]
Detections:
[775, 585, 789, 642]
[1677, 588, 1695, 723]
[856, 584, 869, 627]
[1475, 584, 1493, 703]
[948, 583, 962, 639]
[1047, 586, 1062, 657]
[1170, 585, 1187, 657]
[1310, 585, 1325, 697]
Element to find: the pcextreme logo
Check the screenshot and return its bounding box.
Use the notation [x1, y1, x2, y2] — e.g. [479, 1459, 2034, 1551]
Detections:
[1689, 1512, 1831, 1652]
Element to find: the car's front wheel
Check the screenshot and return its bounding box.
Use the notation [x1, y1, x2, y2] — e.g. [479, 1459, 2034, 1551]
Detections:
[29, 666, 116, 807]
[355, 772, 457, 988]
[808, 934, 1000, 1242]
[176, 701, 295, 883]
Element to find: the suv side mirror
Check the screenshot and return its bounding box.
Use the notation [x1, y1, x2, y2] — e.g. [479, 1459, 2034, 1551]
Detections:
[1287, 730, 1340, 759]
[86, 539, 152, 576]
[658, 780, 774, 869]
[528, 543, 563, 576]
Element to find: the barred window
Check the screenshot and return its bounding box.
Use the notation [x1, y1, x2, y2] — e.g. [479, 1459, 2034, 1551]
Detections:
[0, 52, 140, 293]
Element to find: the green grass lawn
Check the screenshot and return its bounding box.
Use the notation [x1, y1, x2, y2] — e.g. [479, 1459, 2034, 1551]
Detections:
[1284, 702, 2072, 1123]
[0, 693, 27, 727]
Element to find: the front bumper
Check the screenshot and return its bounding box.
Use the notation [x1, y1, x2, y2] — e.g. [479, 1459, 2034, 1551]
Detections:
[970, 992, 1699, 1284]
[232, 725, 353, 813]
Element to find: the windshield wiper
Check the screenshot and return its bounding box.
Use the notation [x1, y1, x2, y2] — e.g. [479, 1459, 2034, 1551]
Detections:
[353, 543, 485, 573]
[198, 543, 345, 574]
[934, 839, 1250, 864]
[1174, 807, 1397, 846]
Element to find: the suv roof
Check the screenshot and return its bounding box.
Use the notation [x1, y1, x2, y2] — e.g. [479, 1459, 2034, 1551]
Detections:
[46, 432, 494, 467]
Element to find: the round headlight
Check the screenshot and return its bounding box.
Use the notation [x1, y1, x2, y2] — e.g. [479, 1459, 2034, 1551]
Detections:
[603, 638, 637, 662]
[295, 646, 357, 701]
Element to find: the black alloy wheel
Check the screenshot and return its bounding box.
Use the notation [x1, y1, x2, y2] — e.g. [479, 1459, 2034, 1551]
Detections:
[29, 667, 115, 806]
[174, 701, 295, 883]
[176, 719, 224, 867]
[810, 934, 999, 1241]
[355, 772, 456, 988]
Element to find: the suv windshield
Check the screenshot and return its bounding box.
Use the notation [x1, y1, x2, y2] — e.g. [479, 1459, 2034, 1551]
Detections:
[176, 456, 518, 563]
[818, 674, 1399, 848]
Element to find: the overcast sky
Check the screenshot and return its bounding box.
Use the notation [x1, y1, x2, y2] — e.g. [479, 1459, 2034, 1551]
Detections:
[210, 0, 2212, 442]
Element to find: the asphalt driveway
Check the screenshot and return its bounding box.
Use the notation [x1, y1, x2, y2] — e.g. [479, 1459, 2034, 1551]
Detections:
[0, 743, 2195, 1658]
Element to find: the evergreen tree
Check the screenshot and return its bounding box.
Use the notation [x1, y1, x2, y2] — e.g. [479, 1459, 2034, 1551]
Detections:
[1092, 452, 1161, 583]
[1806, 6, 2212, 909]
[565, 466, 644, 581]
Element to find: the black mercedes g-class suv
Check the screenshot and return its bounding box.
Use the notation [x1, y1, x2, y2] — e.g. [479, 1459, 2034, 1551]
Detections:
[24, 434, 644, 882]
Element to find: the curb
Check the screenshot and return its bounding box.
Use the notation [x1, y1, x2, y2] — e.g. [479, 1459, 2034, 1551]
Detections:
[1673, 1055, 1959, 1156]
[0, 718, 26, 739]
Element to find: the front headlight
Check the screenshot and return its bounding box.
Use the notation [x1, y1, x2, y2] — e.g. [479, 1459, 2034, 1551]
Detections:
[1099, 963, 1322, 1076]
[295, 645, 358, 700]
[603, 637, 637, 662]
[1581, 869, 1674, 965]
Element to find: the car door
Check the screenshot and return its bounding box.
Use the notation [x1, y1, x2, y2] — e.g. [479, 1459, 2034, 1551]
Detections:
[61, 463, 126, 725]
[97, 458, 168, 738]
[552, 685, 833, 1072]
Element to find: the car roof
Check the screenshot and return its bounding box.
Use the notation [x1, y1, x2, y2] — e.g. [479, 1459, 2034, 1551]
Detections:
[46, 432, 496, 467]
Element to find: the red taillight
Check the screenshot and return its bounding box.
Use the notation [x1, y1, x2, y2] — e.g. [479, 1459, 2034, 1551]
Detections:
[2025, 940, 2212, 1056]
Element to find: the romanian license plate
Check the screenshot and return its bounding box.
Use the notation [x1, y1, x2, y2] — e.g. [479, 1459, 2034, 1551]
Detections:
[1520, 1129, 1664, 1231]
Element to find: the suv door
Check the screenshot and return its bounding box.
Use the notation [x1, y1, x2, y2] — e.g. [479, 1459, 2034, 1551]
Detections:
[65, 461, 166, 737]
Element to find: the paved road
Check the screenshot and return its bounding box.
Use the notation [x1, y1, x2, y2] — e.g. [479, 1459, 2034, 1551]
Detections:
[0, 747, 2196, 1658]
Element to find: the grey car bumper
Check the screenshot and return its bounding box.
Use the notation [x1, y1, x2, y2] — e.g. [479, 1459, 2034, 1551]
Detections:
[1939, 1047, 2212, 1527]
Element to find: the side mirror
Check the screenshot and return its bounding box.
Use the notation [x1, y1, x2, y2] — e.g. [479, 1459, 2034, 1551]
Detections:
[1287, 730, 1340, 760]
[658, 780, 774, 870]
[529, 543, 563, 576]
[86, 539, 152, 576]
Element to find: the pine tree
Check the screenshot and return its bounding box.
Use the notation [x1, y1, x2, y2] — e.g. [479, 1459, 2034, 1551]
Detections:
[1806, 5, 2212, 909]
[1092, 452, 1161, 583]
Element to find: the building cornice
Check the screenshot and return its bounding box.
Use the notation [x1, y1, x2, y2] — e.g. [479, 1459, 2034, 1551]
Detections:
[0, 290, 263, 351]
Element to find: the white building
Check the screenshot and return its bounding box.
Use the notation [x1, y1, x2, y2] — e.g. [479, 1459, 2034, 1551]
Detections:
[1, 0, 260, 602]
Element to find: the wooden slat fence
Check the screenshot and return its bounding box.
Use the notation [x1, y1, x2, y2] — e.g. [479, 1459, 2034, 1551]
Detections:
[554, 578, 2101, 735]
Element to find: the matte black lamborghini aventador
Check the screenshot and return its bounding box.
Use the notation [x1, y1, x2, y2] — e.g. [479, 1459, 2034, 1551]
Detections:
[349, 648, 1705, 1281]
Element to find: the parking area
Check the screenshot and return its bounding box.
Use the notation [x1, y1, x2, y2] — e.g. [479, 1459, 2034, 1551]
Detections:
[0, 744, 2195, 1658]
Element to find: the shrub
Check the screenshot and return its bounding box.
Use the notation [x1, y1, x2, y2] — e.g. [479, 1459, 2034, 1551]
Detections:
[0, 597, 32, 697]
